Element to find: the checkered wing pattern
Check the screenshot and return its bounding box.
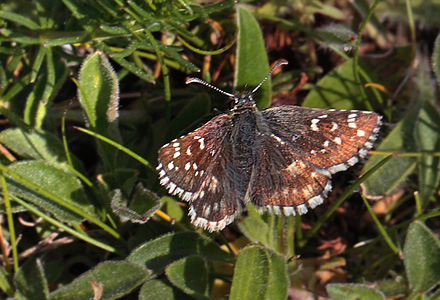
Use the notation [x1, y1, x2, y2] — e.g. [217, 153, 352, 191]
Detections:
[262, 106, 381, 174]
[246, 132, 332, 216]
[157, 114, 243, 231]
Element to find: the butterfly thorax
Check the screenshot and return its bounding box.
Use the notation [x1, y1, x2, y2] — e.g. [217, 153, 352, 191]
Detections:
[229, 92, 271, 198]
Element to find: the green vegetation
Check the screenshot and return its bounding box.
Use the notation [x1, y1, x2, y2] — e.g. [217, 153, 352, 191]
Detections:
[0, 0, 440, 299]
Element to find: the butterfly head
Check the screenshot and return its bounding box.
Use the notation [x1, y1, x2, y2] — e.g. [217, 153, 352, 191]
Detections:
[186, 60, 288, 108]
[231, 91, 256, 111]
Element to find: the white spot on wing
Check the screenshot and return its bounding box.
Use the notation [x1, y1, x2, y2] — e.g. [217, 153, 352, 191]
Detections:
[198, 138, 205, 149]
[330, 122, 339, 131]
[185, 162, 191, 170]
[334, 137, 342, 145]
[173, 151, 180, 158]
[186, 146, 192, 155]
[357, 129, 365, 137]
[168, 161, 174, 170]
[311, 119, 320, 131]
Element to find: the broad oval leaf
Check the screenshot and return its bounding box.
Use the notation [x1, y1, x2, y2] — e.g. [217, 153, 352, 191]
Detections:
[14, 259, 49, 300]
[127, 232, 234, 275]
[229, 245, 270, 300]
[415, 96, 440, 208]
[403, 222, 440, 293]
[327, 283, 385, 300]
[165, 256, 210, 300]
[49, 261, 151, 300]
[0, 127, 83, 171]
[6, 161, 92, 223]
[139, 279, 194, 300]
[78, 51, 119, 129]
[303, 59, 368, 110]
[78, 51, 121, 166]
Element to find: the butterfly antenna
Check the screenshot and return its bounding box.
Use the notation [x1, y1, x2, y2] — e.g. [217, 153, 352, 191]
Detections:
[251, 59, 288, 94]
[186, 77, 234, 97]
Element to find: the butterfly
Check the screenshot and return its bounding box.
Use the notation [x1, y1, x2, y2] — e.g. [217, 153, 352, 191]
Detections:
[157, 60, 381, 231]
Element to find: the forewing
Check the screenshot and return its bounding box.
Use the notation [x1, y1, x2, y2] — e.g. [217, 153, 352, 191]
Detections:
[247, 133, 331, 215]
[157, 114, 242, 231]
[262, 106, 381, 174]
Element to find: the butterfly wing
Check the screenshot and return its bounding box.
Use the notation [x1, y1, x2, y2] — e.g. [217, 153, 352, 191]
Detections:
[246, 132, 332, 215]
[246, 106, 381, 215]
[157, 114, 243, 231]
[261, 106, 381, 174]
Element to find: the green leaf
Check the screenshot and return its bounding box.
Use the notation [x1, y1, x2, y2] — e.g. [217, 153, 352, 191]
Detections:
[266, 250, 289, 300]
[326, 283, 385, 300]
[403, 222, 440, 293]
[0, 265, 13, 297]
[0, 10, 40, 30]
[127, 232, 234, 275]
[303, 59, 361, 109]
[362, 106, 420, 196]
[316, 24, 357, 51]
[237, 205, 278, 252]
[49, 261, 151, 300]
[304, 46, 411, 110]
[6, 161, 91, 223]
[229, 245, 270, 300]
[160, 196, 185, 223]
[415, 101, 440, 207]
[375, 279, 408, 298]
[165, 256, 210, 300]
[235, 6, 271, 109]
[14, 259, 49, 300]
[78, 51, 121, 166]
[433, 33, 440, 84]
[0, 128, 82, 170]
[111, 183, 160, 224]
[139, 280, 194, 300]
[229, 245, 288, 300]
[303, 59, 375, 110]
